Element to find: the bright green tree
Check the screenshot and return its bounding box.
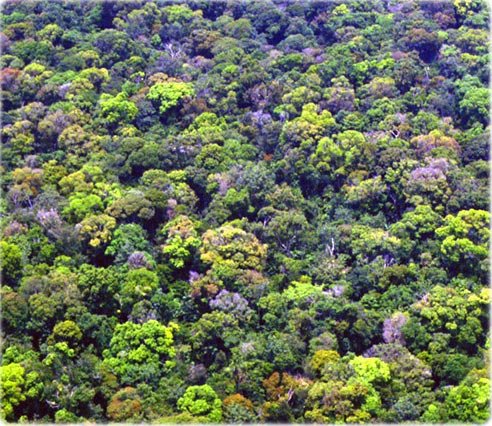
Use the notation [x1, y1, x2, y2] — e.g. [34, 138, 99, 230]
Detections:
[100, 91, 138, 124]
[102, 320, 178, 386]
[445, 369, 490, 423]
[147, 81, 194, 114]
[436, 209, 489, 274]
[0, 241, 23, 286]
[0, 363, 41, 420]
[177, 385, 222, 422]
[161, 215, 201, 268]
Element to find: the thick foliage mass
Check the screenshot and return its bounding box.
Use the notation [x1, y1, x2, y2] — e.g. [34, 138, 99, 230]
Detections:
[0, 0, 490, 423]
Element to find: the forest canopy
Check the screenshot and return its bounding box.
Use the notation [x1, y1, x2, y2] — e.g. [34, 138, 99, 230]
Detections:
[0, 0, 490, 423]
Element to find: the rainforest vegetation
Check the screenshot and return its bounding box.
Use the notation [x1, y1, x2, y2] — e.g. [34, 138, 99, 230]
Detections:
[0, 0, 490, 423]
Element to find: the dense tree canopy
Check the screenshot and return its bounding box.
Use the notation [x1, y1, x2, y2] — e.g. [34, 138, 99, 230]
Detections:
[1, 0, 489, 423]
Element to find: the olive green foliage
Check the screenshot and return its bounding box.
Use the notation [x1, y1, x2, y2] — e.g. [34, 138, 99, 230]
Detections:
[0, 241, 23, 285]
